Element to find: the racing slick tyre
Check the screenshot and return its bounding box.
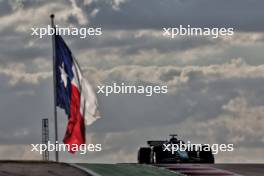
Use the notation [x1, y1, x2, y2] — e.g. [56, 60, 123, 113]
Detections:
[151, 151, 160, 164]
[152, 147, 163, 164]
[188, 150, 198, 158]
[200, 148, 215, 163]
[138, 147, 151, 164]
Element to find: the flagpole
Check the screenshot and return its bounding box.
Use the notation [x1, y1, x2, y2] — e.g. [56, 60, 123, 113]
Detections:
[50, 14, 59, 162]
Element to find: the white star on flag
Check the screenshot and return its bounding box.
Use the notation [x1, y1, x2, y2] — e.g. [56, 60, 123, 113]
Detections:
[59, 63, 68, 88]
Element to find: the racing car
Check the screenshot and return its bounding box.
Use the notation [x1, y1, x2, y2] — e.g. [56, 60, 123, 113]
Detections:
[138, 134, 214, 164]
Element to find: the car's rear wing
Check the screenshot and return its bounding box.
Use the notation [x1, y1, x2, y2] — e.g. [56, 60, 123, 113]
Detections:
[147, 140, 167, 147]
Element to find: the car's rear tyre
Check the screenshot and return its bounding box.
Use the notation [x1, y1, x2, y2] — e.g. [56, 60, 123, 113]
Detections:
[138, 147, 151, 164]
[152, 147, 163, 164]
[199, 148, 214, 163]
[152, 151, 160, 164]
[188, 150, 198, 158]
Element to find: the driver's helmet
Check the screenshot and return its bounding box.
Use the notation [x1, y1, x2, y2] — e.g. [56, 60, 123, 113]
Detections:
[169, 136, 178, 144]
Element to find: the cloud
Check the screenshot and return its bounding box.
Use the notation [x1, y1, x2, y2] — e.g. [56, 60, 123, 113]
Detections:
[110, 0, 127, 11]
[0, 0, 264, 163]
[68, 0, 89, 25]
[0, 145, 41, 160]
[88, 0, 264, 31]
[0, 63, 51, 86]
[195, 96, 264, 147]
[80, 58, 264, 91]
[1, 0, 264, 32]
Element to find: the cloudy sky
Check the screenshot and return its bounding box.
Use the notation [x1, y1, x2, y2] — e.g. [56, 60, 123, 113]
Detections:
[0, 0, 264, 163]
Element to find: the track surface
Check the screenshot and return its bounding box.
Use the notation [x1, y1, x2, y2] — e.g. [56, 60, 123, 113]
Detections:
[206, 164, 264, 176]
[0, 161, 90, 176]
[155, 164, 264, 176]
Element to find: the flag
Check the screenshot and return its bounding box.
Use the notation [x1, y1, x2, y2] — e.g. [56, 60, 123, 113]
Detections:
[55, 35, 100, 151]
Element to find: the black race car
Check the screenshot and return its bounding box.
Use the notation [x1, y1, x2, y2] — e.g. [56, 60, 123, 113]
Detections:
[138, 134, 214, 164]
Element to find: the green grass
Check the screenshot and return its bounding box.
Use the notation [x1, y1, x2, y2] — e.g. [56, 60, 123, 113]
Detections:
[77, 164, 183, 176]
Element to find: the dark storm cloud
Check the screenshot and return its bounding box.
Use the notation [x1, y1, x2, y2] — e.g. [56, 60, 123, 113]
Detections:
[0, 26, 51, 65]
[2, 0, 264, 32]
[0, 0, 13, 16]
[87, 0, 264, 31]
[0, 44, 49, 64]
[1, 0, 263, 66]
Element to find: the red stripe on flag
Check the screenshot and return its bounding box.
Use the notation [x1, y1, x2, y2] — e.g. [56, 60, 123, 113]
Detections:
[63, 84, 85, 153]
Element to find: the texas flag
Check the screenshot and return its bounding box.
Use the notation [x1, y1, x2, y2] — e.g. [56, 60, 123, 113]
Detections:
[55, 35, 100, 151]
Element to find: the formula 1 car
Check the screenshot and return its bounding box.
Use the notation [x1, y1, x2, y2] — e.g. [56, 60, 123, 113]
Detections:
[138, 134, 214, 164]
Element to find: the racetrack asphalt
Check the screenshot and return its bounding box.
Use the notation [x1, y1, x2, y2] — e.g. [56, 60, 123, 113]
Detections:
[207, 164, 264, 176]
[0, 161, 263, 176]
[0, 161, 90, 176]
[155, 163, 264, 176]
